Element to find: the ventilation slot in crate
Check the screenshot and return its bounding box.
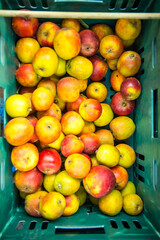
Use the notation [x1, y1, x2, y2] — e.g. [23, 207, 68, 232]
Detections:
[29, 221, 37, 230]
[16, 221, 25, 230]
[110, 220, 118, 229]
[41, 221, 49, 230]
[136, 152, 145, 161]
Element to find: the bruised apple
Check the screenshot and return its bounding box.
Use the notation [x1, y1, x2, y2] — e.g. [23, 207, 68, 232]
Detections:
[54, 28, 81, 60]
[14, 167, 43, 193]
[57, 77, 80, 103]
[89, 55, 108, 82]
[83, 165, 116, 198]
[25, 191, 48, 217]
[12, 9, 39, 37]
[65, 153, 91, 179]
[37, 22, 60, 47]
[38, 149, 61, 175]
[4, 117, 34, 146]
[35, 116, 61, 144]
[109, 116, 135, 140]
[11, 143, 39, 172]
[99, 35, 123, 60]
[61, 135, 84, 157]
[80, 132, 100, 155]
[79, 98, 102, 122]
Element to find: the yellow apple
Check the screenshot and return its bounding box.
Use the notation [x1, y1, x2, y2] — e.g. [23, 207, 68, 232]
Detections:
[94, 103, 114, 127]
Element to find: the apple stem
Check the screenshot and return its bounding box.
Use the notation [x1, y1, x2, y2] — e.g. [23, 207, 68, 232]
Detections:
[78, 19, 89, 29]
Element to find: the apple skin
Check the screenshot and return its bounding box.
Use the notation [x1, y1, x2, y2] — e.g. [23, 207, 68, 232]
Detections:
[110, 70, 126, 92]
[86, 82, 107, 103]
[16, 64, 41, 87]
[79, 29, 99, 57]
[79, 98, 102, 122]
[14, 167, 43, 193]
[111, 92, 135, 115]
[37, 21, 60, 47]
[27, 115, 38, 143]
[37, 103, 62, 122]
[19, 86, 36, 94]
[66, 95, 87, 113]
[61, 135, 84, 157]
[120, 77, 141, 100]
[83, 165, 116, 198]
[12, 9, 39, 37]
[112, 166, 128, 190]
[37, 79, 56, 98]
[38, 149, 62, 175]
[80, 132, 100, 155]
[89, 55, 108, 82]
[91, 23, 113, 41]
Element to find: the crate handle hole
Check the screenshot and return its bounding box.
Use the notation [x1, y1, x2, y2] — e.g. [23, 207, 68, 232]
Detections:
[55, 227, 105, 234]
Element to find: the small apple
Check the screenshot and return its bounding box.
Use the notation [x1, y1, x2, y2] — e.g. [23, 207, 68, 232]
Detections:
[37, 21, 60, 47]
[123, 193, 143, 215]
[61, 19, 80, 32]
[111, 92, 135, 115]
[107, 58, 118, 71]
[37, 149, 62, 175]
[37, 103, 61, 122]
[48, 132, 65, 151]
[110, 70, 126, 92]
[91, 23, 113, 41]
[80, 121, 96, 135]
[120, 77, 141, 100]
[79, 29, 99, 57]
[95, 129, 114, 146]
[89, 55, 108, 81]
[12, 9, 39, 37]
[63, 194, 80, 216]
[116, 143, 136, 168]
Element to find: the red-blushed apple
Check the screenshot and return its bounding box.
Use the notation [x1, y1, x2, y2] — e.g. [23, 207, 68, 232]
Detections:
[27, 115, 38, 143]
[37, 22, 60, 47]
[79, 29, 99, 57]
[120, 77, 141, 100]
[91, 23, 113, 41]
[111, 92, 135, 115]
[63, 194, 80, 216]
[16, 64, 41, 87]
[80, 132, 100, 155]
[66, 95, 87, 113]
[112, 165, 128, 190]
[95, 129, 114, 145]
[89, 55, 108, 81]
[117, 51, 141, 77]
[79, 98, 102, 122]
[61, 135, 84, 157]
[19, 86, 36, 94]
[65, 153, 91, 179]
[38, 149, 62, 175]
[81, 153, 92, 167]
[14, 167, 43, 193]
[61, 19, 81, 32]
[36, 103, 62, 122]
[12, 9, 39, 37]
[83, 165, 116, 198]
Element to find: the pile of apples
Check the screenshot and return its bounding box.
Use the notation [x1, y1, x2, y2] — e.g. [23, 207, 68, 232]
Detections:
[4, 10, 144, 220]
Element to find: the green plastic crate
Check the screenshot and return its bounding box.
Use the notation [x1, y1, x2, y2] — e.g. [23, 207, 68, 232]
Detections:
[0, 0, 160, 239]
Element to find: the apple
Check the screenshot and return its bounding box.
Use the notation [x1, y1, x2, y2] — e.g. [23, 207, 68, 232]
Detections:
[61, 135, 84, 157]
[14, 167, 43, 193]
[79, 29, 99, 57]
[37, 148, 62, 175]
[121, 38, 135, 49]
[16, 37, 40, 63]
[75, 186, 87, 206]
[43, 174, 57, 192]
[123, 193, 143, 215]
[16, 64, 41, 87]
[95, 129, 114, 145]
[4, 117, 34, 146]
[35, 116, 61, 144]
[107, 58, 118, 71]
[65, 153, 91, 179]
[11, 143, 39, 172]
[80, 121, 96, 135]
[32, 87, 54, 111]
[83, 165, 116, 198]
[25, 191, 48, 217]
[115, 19, 141, 40]
[94, 103, 114, 127]
[116, 143, 136, 168]
[37, 79, 56, 98]
[81, 153, 92, 167]
[90, 154, 100, 167]
[37, 21, 60, 47]
[80, 132, 100, 155]
[120, 77, 141, 100]
[61, 111, 84, 135]
[121, 181, 136, 197]
[27, 115, 38, 143]
[48, 132, 65, 151]
[89, 55, 108, 81]
[12, 9, 39, 37]
[39, 192, 66, 220]
[37, 103, 62, 121]
[32, 47, 58, 77]
[96, 144, 120, 168]
[112, 165, 128, 190]
[54, 28, 81, 60]
[77, 78, 88, 93]
[79, 98, 102, 122]
[110, 70, 126, 92]
[19, 86, 36, 94]
[5, 94, 31, 118]
[57, 77, 80, 103]
[66, 95, 87, 113]
[63, 194, 80, 216]
[117, 51, 141, 77]
[61, 19, 80, 32]
[54, 95, 66, 111]
[111, 92, 135, 115]
[86, 82, 107, 102]
[91, 23, 113, 41]
[109, 116, 135, 140]
[55, 57, 66, 77]
[23, 92, 36, 115]
[99, 35, 123, 60]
